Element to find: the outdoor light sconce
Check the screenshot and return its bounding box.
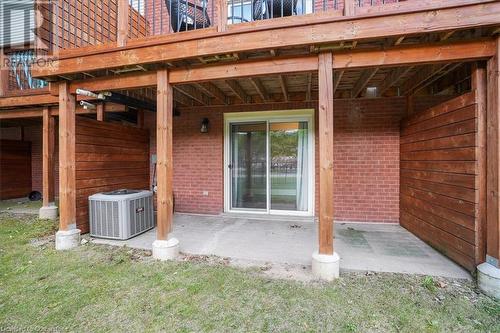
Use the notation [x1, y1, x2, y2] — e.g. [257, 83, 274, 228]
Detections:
[200, 118, 209, 133]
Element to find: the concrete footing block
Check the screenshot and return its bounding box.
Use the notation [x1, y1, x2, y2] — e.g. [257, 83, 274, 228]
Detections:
[477, 262, 500, 300]
[152, 238, 180, 260]
[312, 251, 340, 281]
[55, 229, 81, 250]
[39, 205, 58, 220]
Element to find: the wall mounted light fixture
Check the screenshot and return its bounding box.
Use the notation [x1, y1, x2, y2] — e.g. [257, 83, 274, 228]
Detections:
[200, 118, 209, 133]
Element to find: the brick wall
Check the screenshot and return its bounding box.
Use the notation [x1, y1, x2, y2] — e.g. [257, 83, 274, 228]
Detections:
[146, 97, 405, 223]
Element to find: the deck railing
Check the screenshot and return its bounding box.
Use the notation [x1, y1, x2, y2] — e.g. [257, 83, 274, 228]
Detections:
[2, 0, 407, 95]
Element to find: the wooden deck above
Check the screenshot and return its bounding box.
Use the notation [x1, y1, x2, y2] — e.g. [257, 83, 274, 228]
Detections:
[29, 0, 500, 80]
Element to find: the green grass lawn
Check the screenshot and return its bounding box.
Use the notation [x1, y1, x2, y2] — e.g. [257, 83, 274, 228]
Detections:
[0, 213, 499, 332]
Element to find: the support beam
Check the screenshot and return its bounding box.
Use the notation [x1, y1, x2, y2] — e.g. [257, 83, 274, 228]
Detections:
[226, 80, 249, 103]
[352, 68, 378, 98]
[153, 69, 179, 260]
[401, 64, 449, 95]
[0, 92, 57, 108]
[69, 72, 157, 94]
[137, 110, 144, 128]
[55, 81, 80, 250]
[313, 52, 339, 281]
[278, 75, 289, 102]
[378, 66, 414, 96]
[318, 52, 334, 256]
[96, 103, 104, 121]
[175, 85, 210, 105]
[333, 70, 344, 95]
[117, 0, 130, 47]
[249, 78, 270, 102]
[196, 82, 227, 104]
[487, 38, 500, 266]
[39, 107, 57, 219]
[479, 36, 500, 300]
[472, 63, 487, 265]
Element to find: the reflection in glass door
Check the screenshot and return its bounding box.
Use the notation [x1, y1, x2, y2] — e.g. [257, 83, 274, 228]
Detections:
[229, 118, 310, 214]
[230, 122, 267, 210]
[270, 122, 308, 212]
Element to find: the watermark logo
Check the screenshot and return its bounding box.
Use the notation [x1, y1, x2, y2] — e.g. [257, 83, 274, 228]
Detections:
[1, 0, 57, 86]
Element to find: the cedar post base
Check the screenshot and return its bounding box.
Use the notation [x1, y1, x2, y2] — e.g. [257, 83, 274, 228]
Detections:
[312, 251, 340, 281]
[55, 229, 81, 250]
[478, 262, 500, 300]
[152, 238, 180, 260]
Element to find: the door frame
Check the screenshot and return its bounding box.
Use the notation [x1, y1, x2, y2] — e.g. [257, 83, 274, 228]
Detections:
[223, 109, 315, 216]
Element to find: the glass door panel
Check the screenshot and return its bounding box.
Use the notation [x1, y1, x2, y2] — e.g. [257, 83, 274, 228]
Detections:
[230, 122, 267, 210]
[269, 122, 309, 211]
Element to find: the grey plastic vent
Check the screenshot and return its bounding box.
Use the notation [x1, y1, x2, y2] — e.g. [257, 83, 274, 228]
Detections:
[89, 190, 155, 240]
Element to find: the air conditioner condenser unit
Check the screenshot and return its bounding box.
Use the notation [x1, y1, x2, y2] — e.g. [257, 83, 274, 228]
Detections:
[89, 189, 155, 240]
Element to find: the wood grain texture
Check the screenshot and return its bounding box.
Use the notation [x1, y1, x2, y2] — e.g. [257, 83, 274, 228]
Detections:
[0, 140, 31, 200]
[400, 92, 481, 271]
[318, 52, 334, 255]
[486, 36, 500, 263]
[74, 117, 150, 233]
[42, 107, 55, 206]
[156, 69, 174, 240]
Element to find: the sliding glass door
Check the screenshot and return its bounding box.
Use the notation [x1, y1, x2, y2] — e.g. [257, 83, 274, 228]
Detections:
[226, 111, 313, 215]
[270, 122, 309, 212]
[230, 122, 267, 209]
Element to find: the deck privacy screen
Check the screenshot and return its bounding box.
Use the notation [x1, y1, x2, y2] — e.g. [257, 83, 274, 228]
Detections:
[75, 117, 150, 233]
[400, 92, 481, 271]
[0, 140, 32, 200]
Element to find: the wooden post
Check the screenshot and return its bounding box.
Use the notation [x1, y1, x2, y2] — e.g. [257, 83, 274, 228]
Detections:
[42, 107, 55, 206]
[344, 0, 356, 16]
[137, 110, 144, 128]
[487, 37, 500, 267]
[117, 0, 130, 47]
[0, 50, 9, 96]
[217, 0, 228, 32]
[472, 62, 487, 265]
[58, 81, 76, 231]
[156, 69, 174, 240]
[96, 103, 104, 121]
[406, 94, 414, 117]
[318, 52, 334, 255]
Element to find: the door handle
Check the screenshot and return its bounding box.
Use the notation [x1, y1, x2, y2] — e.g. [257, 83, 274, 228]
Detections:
[228, 164, 233, 169]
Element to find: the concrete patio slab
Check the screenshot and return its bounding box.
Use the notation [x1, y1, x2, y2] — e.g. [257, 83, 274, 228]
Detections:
[92, 213, 470, 279]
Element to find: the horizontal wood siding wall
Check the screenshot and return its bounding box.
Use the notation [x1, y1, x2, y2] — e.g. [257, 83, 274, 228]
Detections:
[400, 92, 479, 271]
[0, 140, 32, 199]
[75, 118, 150, 233]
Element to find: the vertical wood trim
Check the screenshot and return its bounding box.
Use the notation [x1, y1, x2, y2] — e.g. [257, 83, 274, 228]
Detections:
[406, 94, 414, 118]
[344, 0, 356, 16]
[487, 37, 500, 264]
[59, 81, 76, 231]
[42, 107, 55, 206]
[117, 0, 130, 47]
[472, 62, 487, 264]
[217, 0, 228, 32]
[137, 110, 144, 128]
[96, 103, 104, 121]
[156, 69, 174, 240]
[0, 50, 8, 96]
[318, 52, 334, 255]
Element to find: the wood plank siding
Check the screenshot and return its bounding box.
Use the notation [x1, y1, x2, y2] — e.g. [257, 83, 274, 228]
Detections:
[400, 92, 483, 271]
[0, 140, 32, 200]
[75, 117, 150, 233]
